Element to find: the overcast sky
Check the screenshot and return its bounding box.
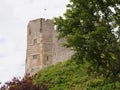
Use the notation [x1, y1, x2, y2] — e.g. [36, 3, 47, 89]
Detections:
[0, 0, 69, 84]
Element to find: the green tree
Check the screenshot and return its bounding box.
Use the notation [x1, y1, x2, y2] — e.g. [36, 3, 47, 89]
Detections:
[54, 0, 120, 79]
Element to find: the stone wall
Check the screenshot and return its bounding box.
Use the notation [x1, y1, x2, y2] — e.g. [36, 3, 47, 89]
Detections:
[25, 18, 73, 75]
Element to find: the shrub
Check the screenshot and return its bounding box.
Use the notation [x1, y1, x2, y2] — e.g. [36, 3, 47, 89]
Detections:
[0, 74, 48, 90]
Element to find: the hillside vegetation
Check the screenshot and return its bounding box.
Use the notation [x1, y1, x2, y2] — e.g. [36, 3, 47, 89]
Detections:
[33, 59, 120, 90]
[1, 59, 120, 90]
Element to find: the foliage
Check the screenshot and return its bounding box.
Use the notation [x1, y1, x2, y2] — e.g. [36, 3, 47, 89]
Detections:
[33, 59, 120, 90]
[85, 79, 120, 90]
[33, 59, 89, 90]
[54, 0, 120, 78]
[1, 60, 120, 90]
[0, 75, 47, 90]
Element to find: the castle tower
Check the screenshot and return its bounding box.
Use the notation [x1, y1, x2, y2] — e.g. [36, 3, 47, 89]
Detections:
[25, 18, 73, 75]
[25, 18, 54, 75]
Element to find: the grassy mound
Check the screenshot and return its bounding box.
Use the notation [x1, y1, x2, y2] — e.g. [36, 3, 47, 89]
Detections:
[33, 59, 120, 90]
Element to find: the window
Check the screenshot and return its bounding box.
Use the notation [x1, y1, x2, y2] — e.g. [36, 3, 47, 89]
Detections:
[46, 56, 49, 61]
[33, 39, 37, 44]
[33, 55, 38, 59]
[40, 19, 42, 32]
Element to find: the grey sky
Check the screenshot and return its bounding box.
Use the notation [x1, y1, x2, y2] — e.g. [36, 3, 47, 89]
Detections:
[0, 0, 69, 84]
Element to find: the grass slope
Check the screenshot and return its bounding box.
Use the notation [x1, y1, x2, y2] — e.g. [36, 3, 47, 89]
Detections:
[33, 60, 120, 90]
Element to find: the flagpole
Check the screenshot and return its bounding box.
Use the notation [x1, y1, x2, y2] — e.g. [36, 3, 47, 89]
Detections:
[44, 8, 46, 19]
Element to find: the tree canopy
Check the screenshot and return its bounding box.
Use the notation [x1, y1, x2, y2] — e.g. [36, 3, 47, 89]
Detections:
[54, 0, 120, 78]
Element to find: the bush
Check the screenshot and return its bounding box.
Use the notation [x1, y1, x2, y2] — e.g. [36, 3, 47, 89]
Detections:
[0, 74, 48, 90]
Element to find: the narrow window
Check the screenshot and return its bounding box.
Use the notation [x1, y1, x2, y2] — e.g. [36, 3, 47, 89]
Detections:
[46, 56, 49, 61]
[33, 39, 37, 44]
[40, 19, 42, 32]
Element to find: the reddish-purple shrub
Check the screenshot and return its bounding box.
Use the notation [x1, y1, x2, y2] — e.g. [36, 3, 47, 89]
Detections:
[0, 74, 48, 90]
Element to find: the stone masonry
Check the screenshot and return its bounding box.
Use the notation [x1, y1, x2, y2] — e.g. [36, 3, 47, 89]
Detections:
[25, 18, 73, 75]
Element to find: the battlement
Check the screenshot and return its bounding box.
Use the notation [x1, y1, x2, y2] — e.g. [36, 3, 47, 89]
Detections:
[25, 18, 73, 75]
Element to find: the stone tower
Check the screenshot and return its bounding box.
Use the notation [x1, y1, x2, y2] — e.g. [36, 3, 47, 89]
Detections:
[25, 18, 73, 75]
